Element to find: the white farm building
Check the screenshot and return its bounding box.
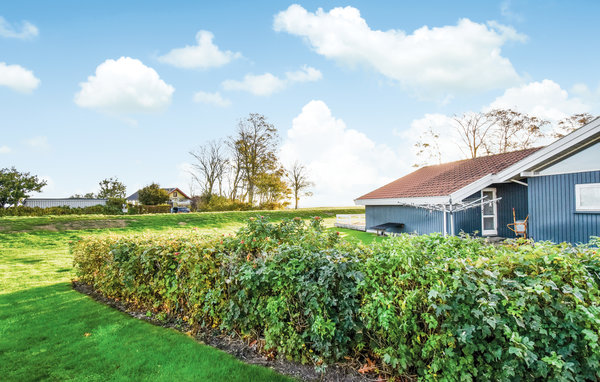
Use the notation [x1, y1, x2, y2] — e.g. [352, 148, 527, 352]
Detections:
[23, 198, 108, 208]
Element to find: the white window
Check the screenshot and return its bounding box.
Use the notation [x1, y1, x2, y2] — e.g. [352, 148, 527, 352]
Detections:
[575, 183, 600, 212]
[481, 188, 498, 236]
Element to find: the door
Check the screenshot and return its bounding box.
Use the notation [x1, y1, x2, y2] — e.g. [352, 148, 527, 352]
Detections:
[481, 188, 497, 236]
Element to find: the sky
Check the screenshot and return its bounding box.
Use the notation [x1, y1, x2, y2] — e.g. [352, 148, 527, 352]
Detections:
[1, 0, 599, 207]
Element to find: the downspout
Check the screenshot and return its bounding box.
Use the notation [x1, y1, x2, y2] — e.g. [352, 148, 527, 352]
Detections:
[449, 197, 455, 236]
[443, 205, 447, 237]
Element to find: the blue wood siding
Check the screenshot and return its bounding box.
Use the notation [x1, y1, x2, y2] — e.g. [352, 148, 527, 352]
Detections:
[528, 171, 600, 244]
[495, 182, 529, 238]
[366, 205, 444, 234]
[366, 182, 529, 237]
[452, 192, 481, 236]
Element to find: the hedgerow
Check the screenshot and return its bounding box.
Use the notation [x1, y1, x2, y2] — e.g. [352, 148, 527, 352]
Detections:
[0, 204, 120, 216]
[72, 218, 600, 381]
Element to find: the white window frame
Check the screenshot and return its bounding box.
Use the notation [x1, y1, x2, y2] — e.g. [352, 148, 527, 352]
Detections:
[575, 183, 600, 212]
[481, 188, 498, 236]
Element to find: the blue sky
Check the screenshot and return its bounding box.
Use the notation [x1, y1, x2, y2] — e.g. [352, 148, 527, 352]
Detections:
[1, 1, 599, 206]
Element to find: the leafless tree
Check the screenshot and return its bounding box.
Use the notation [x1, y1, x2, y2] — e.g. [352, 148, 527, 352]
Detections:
[453, 111, 496, 159]
[485, 109, 548, 154]
[224, 141, 244, 201]
[286, 161, 314, 209]
[413, 126, 443, 168]
[189, 140, 228, 197]
[553, 113, 596, 139]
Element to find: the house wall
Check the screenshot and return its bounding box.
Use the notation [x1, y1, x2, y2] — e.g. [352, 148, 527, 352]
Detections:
[365, 205, 444, 234]
[528, 170, 600, 244]
[365, 182, 529, 237]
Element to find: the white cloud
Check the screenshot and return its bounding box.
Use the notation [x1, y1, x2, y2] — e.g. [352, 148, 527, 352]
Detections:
[25, 135, 49, 150]
[395, 113, 466, 164]
[158, 30, 241, 69]
[395, 79, 599, 167]
[280, 100, 409, 206]
[75, 57, 174, 114]
[285, 65, 322, 82]
[0, 145, 11, 154]
[274, 5, 524, 97]
[0, 62, 40, 93]
[193, 90, 231, 107]
[487, 79, 592, 123]
[222, 65, 322, 96]
[0, 16, 38, 39]
[500, 0, 524, 22]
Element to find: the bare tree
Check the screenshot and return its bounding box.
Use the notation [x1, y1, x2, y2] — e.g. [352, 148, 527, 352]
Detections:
[225, 137, 244, 201]
[286, 161, 314, 209]
[485, 109, 548, 154]
[453, 112, 496, 159]
[553, 113, 596, 139]
[189, 140, 228, 198]
[413, 126, 443, 168]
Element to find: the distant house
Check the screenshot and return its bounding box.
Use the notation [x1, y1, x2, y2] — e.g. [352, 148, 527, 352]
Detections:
[23, 198, 108, 208]
[126, 187, 191, 207]
[356, 117, 600, 245]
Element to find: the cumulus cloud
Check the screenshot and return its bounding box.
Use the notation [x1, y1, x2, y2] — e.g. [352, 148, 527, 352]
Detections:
[280, 100, 408, 206]
[0, 145, 11, 154]
[74, 57, 174, 114]
[222, 65, 322, 96]
[158, 30, 241, 69]
[274, 5, 524, 97]
[25, 135, 49, 150]
[193, 91, 231, 107]
[0, 16, 38, 39]
[395, 79, 598, 166]
[487, 79, 592, 123]
[0, 62, 40, 93]
[395, 113, 466, 165]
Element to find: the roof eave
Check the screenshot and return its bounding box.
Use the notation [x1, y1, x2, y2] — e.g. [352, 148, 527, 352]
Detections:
[354, 195, 450, 206]
[495, 117, 600, 182]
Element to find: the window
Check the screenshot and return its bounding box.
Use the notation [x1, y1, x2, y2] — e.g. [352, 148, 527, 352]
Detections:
[481, 188, 498, 236]
[173, 192, 177, 197]
[575, 183, 600, 212]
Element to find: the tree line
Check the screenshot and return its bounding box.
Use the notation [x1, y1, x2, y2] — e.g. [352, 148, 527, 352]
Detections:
[189, 113, 313, 210]
[414, 110, 595, 167]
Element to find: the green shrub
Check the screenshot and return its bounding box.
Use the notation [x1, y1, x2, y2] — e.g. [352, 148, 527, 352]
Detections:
[359, 235, 600, 380]
[125, 204, 171, 214]
[72, 222, 600, 381]
[0, 204, 122, 216]
[193, 194, 254, 212]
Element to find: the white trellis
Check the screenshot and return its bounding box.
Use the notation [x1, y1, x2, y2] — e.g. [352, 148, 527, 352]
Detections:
[396, 195, 502, 236]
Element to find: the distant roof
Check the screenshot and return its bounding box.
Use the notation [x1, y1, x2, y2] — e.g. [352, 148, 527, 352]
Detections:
[357, 147, 542, 200]
[126, 187, 190, 201]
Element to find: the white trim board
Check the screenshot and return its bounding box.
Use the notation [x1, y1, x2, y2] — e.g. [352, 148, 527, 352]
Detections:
[354, 195, 449, 206]
[496, 117, 600, 182]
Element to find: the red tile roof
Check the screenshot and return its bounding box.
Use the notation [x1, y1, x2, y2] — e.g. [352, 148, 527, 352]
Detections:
[357, 147, 542, 200]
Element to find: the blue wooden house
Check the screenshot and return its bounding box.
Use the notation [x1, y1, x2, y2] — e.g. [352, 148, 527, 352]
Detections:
[355, 118, 600, 244]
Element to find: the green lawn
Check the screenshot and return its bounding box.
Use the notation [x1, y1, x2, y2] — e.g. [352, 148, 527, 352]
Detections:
[0, 208, 371, 381]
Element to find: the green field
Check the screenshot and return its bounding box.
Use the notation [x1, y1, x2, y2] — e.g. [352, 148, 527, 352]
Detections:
[0, 208, 368, 381]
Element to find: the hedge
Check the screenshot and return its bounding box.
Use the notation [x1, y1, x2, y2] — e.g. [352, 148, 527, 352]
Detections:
[0, 205, 121, 217]
[126, 204, 171, 214]
[72, 217, 600, 381]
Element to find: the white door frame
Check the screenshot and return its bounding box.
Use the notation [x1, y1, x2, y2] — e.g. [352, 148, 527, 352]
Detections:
[481, 188, 498, 236]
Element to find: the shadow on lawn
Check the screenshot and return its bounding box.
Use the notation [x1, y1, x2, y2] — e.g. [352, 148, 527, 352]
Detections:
[0, 283, 291, 382]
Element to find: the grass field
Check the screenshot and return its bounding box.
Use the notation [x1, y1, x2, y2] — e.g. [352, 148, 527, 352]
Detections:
[0, 208, 369, 381]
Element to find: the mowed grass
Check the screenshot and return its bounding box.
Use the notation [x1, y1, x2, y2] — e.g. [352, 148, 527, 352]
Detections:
[0, 208, 370, 382]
